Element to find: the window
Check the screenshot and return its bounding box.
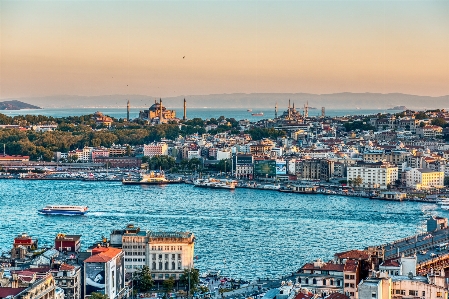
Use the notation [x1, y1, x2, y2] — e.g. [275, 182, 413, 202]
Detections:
[437, 292, 442, 297]
[312, 279, 316, 285]
[165, 254, 168, 259]
[408, 290, 418, 296]
[305, 278, 309, 284]
[153, 254, 156, 260]
[322, 279, 326, 286]
[159, 262, 163, 270]
[172, 254, 175, 259]
[330, 280, 333, 286]
[298, 278, 301, 283]
[371, 292, 376, 298]
[172, 262, 175, 270]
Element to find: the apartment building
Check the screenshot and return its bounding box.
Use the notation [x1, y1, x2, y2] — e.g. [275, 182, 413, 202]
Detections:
[347, 162, 398, 189]
[143, 143, 168, 157]
[404, 168, 444, 189]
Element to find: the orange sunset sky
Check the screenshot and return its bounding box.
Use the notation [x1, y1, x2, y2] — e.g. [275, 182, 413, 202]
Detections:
[1, 0, 449, 100]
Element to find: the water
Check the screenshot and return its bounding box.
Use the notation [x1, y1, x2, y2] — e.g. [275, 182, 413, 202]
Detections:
[1, 108, 402, 122]
[0, 180, 442, 279]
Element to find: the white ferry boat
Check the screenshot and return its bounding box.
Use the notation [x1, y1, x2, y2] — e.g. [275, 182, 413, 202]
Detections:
[194, 179, 236, 190]
[439, 198, 449, 210]
[38, 205, 88, 216]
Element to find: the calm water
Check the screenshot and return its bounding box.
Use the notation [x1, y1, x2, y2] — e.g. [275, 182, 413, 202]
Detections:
[0, 180, 443, 279]
[1, 108, 401, 122]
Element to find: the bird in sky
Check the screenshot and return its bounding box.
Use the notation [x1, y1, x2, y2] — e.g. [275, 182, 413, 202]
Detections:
[183, 56, 185, 59]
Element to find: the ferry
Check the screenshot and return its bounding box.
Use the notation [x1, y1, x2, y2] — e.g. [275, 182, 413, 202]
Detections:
[251, 112, 264, 116]
[247, 109, 252, 112]
[38, 205, 88, 216]
[122, 172, 183, 185]
[439, 198, 449, 210]
[194, 179, 236, 190]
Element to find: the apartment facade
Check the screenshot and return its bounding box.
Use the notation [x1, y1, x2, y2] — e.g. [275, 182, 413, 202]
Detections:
[347, 163, 398, 189]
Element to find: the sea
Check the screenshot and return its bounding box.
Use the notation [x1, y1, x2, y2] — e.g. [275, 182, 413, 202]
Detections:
[0, 107, 403, 122]
[0, 180, 443, 279]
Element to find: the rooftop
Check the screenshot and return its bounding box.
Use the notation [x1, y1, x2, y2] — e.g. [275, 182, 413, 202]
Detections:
[84, 246, 122, 263]
[335, 249, 370, 260]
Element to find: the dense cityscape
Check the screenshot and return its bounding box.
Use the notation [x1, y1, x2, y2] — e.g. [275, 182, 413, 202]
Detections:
[1, 99, 449, 299]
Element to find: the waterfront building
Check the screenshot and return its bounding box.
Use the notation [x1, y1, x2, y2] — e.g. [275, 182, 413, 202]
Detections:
[92, 157, 142, 169]
[55, 234, 81, 253]
[91, 148, 109, 160]
[379, 256, 416, 277]
[0, 155, 30, 162]
[138, 99, 176, 123]
[296, 159, 334, 181]
[110, 225, 195, 281]
[296, 259, 344, 296]
[143, 142, 168, 157]
[404, 168, 444, 189]
[84, 245, 126, 299]
[11, 233, 38, 259]
[343, 260, 359, 299]
[347, 162, 398, 190]
[148, 232, 195, 281]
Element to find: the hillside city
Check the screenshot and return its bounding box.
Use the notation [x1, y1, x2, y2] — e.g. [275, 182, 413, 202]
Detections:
[1, 101, 449, 299]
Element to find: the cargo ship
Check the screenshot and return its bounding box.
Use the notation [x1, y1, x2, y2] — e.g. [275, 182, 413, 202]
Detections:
[38, 205, 88, 216]
[251, 112, 264, 116]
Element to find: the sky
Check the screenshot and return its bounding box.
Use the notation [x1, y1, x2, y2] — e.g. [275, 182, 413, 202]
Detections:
[1, 0, 449, 100]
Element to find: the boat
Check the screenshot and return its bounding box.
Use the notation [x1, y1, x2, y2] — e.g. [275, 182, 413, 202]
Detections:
[194, 178, 236, 190]
[439, 198, 449, 210]
[122, 172, 183, 185]
[247, 109, 252, 112]
[251, 112, 264, 116]
[38, 205, 88, 216]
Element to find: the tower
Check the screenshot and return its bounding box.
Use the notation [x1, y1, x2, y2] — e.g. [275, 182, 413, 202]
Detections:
[159, 98, 163, 123]
[183, 98, 187, 121]
[288, 99, 291, 119]
[127, 100, 130, 121]
[275, 102, 278, 119]
[304, 101, 309, 118]
[321, 107, 325, 118]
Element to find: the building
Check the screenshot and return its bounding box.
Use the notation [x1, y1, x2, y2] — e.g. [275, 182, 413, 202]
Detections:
[52, 263, 81, 299]
[416, 125, 443, 138]
[84, 246, 125, 299]
[0, 273, 56, 299]
[0, 155, 30, 162]
[11, 233, 38, 259]
[296, 259, 344, 296]
[347, 163, 398, 189]
[148, 232, 195, 281]
[138, 99, 176, 123]
[55, 234, 81, 253]
[404, 168, 444, 189]
[92, 157, 142, 169]
[143, 143, 168, 157]
[93, 111, 113, 127]
[296, 159, 334, 181]
[110, 225, 196, 281]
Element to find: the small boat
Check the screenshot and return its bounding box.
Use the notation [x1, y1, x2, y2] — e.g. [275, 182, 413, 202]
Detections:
[247, 109, 252, 112]
[38, 205, 88, 216]
[251, 112, 264, 116]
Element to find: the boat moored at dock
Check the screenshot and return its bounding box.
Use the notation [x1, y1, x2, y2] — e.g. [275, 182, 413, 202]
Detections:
[194, 178, 236, 190]
[122, 172, 183, 185]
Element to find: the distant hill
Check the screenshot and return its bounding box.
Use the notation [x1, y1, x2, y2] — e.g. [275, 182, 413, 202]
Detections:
[1, 93, 448, 110]
[0, 100, 41, 110]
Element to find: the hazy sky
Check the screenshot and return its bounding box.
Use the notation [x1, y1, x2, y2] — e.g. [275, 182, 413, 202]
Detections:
[1, 0, 449, 99]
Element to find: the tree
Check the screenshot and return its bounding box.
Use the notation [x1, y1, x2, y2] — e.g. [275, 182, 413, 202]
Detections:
[89, 293, 109, 299]
[179, 268, 199, 296]
[352, 176, 363, 188]
[162, 277, 175, 296]
[431, 118, 447, 127]
[133, 266, 154, 293]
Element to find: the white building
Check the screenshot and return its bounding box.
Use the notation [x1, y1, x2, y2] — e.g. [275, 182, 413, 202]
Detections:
[216, 150, 232, 160]
[347, 163, 398, 189]
[143, 142, 168, 157]
[404, 168, 445, 190]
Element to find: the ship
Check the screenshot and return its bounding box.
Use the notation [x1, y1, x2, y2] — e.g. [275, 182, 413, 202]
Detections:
[251, 112, 264, 116]
[122, 171, 183, 185]
[247, 109, 252, 112]
[38, 205, 88, 216]
[193, 179, 236, 190]
[387, 105, 407, 111]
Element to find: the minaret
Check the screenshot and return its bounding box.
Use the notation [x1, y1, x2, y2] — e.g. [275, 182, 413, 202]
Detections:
[159, 98, 163, 123]
[288, 99, 291, 119]
[304, 101, 309, 118]
[275, 102, 278, 119]
[321, 107, 325, 118]
[127, 100, 130, 121]
[183, 98, 187, 121]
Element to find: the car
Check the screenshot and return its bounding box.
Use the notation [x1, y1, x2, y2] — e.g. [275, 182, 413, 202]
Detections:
[430, 253, 437, 257]
[419, 250, 427, 255]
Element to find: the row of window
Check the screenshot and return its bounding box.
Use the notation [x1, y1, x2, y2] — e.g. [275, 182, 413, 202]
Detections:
[125, 258, 145, 262]
[125, 251, 145, 255]
[297, 278, 340, 286]
[123, 245, 145, 249]
[151, 246, 183, 251]
[152, 254, 181, 260]
[152, 261, 182, 270]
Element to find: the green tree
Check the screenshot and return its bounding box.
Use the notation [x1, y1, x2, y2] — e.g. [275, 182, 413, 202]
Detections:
[415, 112, 427, 120]
[89, 293, 109, 299]
[179, 268, 200, 296]
[352, 176, 363, 188]
[162, 277, 175, 296]
[431, 118, 447, 127]
[133, 266, 154, 293]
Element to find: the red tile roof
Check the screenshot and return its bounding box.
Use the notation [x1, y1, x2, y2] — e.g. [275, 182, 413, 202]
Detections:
[301, 263, 345, 272]
[0, 287, 27, 298]
[59, 263, 75, 271]
[326, 293, 350, 299]
[85, 247, 122, 263]
[335, 250, 370, 260]
[344, 260, 359, 272]
[381, 259, 400, 267]
[294, 293, 312, 299]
